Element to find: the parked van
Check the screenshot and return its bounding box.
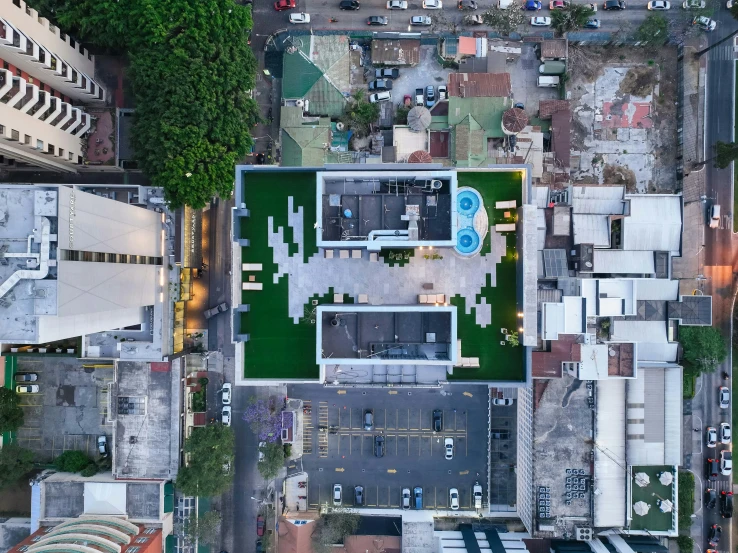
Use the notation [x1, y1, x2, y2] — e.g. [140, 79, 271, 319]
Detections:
[537, 76, 560, 88]
[539, 61, 566, 75]
[709, 204, 721, 228]
[473, 482, 483, 509]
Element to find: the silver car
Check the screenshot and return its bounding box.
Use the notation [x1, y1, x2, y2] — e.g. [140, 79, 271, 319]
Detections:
[402, 487, 411, 510]
[333, 484, 342, 506]
[720, 386, 730, 409]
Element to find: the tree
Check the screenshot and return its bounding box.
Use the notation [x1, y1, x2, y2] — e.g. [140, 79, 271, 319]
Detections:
[242, 397, 283, 442]
[0, 388, 24, 433]
[27, 0, 260, 209]
[633, 15, 668, 47]
[80, 464, 99, 477]
[312, 511, 360, 553]
[0, 444, 34, 489]
[551, 4, 595, 35]
[175, 424, 235, 496]
[481, 7, 525, 35]
[679, 326, 727, 374]
[55, 450, 93, 473]
[342, 91, 380, 138]
[676, 536, 693, 553]
[713, 141, 738, 169]
[258, 441, 284, 481]
[179, 510, 222, 546]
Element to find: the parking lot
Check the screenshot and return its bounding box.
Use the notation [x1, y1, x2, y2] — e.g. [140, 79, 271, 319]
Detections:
[288, 384, 489, 511]
[7, 355, 112, 462]
[489, 401, 517, 510]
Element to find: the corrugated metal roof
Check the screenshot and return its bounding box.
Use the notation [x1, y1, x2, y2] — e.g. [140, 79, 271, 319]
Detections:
[541, 39, 567, 60]
[448, 73, 512, 98]
[371, 39, 421, 65]
[534, 186, 549, 208]
[572, 185, 626, 214]
[551, 109, 570, 167]
[538, 99, 570, 120]
[594, 378, 626, 528]
[623, 195, 682, 255]
[593, 250, 655, 275]
[572, 214, 610, 247]
[635, 278, 679, 301]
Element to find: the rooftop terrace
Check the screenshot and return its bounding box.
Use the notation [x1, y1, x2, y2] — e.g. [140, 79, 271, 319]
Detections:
[236, 168, 525, 383]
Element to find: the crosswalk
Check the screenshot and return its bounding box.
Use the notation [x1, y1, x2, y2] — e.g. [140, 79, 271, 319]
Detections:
[707, 44, 736, 62]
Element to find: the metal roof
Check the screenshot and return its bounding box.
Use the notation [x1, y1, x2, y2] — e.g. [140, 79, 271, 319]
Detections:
[540, 38, 567, 60]
[635, 278, 679, 301]
[448, 73, 512, 98]
[594, 378, 627, 528]
[572, 186, 626, 214]
[538, 99, 570, 120]
[593, 250, 655, 275]
[622, 195, 682, 255]
[371, 39, 421, 65]
[611, 320, 677, 362]
[573, 214, 610, 247]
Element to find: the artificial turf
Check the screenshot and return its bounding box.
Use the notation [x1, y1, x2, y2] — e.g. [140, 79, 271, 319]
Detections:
[629, 465, 676, 532]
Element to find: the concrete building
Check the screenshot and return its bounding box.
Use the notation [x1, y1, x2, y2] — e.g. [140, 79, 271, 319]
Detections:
[0, 0, 105, 171]
[0, 184, 167, 351]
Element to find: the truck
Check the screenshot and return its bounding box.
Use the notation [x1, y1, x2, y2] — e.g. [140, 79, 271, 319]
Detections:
[473, 482, 483, 509]
[537, 76, 560, 88]
[415, 88, 424, 107]
[204, 302, 229, 319]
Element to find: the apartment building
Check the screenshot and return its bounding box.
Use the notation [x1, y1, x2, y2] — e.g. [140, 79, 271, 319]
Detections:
[0, 0, 106, 172]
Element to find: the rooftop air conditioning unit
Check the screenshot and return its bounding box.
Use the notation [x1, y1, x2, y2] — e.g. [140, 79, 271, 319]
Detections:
[575, 528, 593, 541]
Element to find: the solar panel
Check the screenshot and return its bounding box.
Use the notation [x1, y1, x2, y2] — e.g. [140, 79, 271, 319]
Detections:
[542, 249, 568, 278]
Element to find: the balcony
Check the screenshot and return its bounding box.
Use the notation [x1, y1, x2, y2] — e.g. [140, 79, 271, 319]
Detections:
[30, 90, 51, 119]
[18, 82, 38, 114]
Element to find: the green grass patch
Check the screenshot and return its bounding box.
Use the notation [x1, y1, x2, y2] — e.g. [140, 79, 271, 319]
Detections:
[678, 470, 694, 530]
[683, 372, 696, 399]
[449, 171, 524, 382]
[630, 465, 677, 533]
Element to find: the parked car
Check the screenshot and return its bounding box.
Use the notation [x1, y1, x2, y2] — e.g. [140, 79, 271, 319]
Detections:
[692, 15, 716, 30]
[707, 426, 718, 448]
[444, 437, 454, 460]
[584, 18, 601, 27]
[414, 486, 423, 509]
[364, 409, 374, 430]
[221, 383, 232, 405]
[255, 540, 264, 553]
[386, 0, 408, 8]
[355, 485, 364, 505]
[425, 85, 436, 108]
[721, 422, 732, 444]
[720, 386, 730, 408]
[402, 488, 411, 509]
[706, 488, 717, 509]
[474, 482, 483, 509]
[333, 484, 342, 506]
[438, 85, 447, 100]
[465, 14, 484, 23]
[514, 102, 524, 110]
[340, 0, 360, 8]
[531, 16, 551, 24]
[374, 435, 385, 457]
[16, 385, 39, 394]
[721, 491, 734, 518]
[369, 80, 393, 91]
[369, 91, 392, 103]
[367, 15, 389, 24]
[709, 204, 721, 228]
[257, 515, 265, 537]
[458, 0, 478, 9]
[411, 15, 432, 24]
[258, 441, 266, 462]
[709, 524, 722, 546]
[415, 88, 425, 106]
[14, 373, 38, 382]
[683, 0, 705, 7]
[647, 0, 670, 8]
[375, 68, 400, 79]
[433, 409, 443, 432]
[274, 0, 296, 10]
[721, 451, 732, 475]
[449, 488, 460, 510]
[603, 0, 625, 8]
[706, 458, 720, 479]
[525, 0, 542, 9]
[423, 0, 443, 7]
[97, 435, 108, 457]
[549, 0, 568, 6]
[222, 405, 232, 426]
[288, 12, 311, 23]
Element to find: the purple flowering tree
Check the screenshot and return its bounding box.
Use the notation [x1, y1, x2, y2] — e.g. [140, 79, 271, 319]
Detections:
[242, 397, 283, 442]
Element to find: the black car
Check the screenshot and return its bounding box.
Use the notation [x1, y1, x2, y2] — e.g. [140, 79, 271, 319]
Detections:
[367, 15, 389, 25]
[721, 491, 734, 518]
[340, 0, 360, 8]
[706, 488, 717, 509]
[355, 485, 364, 505]
[374, 435, 385, 457]
[255, 541, 264, 553]
[433, 409, 443, 432]
[14, 373, 38, 382]
[706, 458, 719, 479]
[369, 80, 393, 91]
[374, 68, 399, 79]
[603, 0, 625, 8]
[708, 524, 722, 546]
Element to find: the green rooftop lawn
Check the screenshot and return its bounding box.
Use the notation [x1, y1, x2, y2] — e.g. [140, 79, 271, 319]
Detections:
[449, 171, 524, 381]
[629, 465, 676, 533]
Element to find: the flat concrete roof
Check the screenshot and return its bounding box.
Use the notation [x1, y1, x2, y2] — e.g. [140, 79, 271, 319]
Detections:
[43, 482, 84, 518]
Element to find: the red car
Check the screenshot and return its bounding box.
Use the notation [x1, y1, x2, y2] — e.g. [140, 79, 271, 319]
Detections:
[274, 0, 296, 10]
[257, 515, 265, 537]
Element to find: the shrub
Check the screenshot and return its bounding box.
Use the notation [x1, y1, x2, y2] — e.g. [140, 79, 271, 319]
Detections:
[55, 451, 93, 473]
[81, 464, 99, 477]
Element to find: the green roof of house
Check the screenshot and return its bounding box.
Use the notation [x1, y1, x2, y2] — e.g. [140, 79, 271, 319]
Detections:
[280, 106, 331, 167]
[439, 96, 509, 165]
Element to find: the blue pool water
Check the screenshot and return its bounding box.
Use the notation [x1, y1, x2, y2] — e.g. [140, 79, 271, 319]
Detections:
[457, 190, 480, 216]
[456, 228, 480, 254]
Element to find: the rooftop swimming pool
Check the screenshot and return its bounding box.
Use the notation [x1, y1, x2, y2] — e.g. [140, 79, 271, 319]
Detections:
[455, 188, 484, 256]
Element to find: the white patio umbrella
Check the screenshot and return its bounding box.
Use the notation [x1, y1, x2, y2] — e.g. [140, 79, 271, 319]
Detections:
[634, 501, 650, 516]
[659, 499, 673, 513]
[635, 472, 650, 487]
[659, 471, 674, 486]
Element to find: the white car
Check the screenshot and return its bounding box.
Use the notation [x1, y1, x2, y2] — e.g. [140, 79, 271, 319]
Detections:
[333, 484, 342, 506]
[683, 0, 705, 7]
[709, 204, 721, 228]
[493, 398, 514, 406]
[411, 15, 432, 25]
[402, 488, 411, 510]
[721, 450, 733, 475]
[423, 0, 443, 7]
[387, 0, 408, 8]
[531, 16, 552, 25]
[445, 437, 454, 460]
[369, 91, 392, 103]
[720, 386, 730, 409]
[438, 85, 447, 101]
[289, 12, 311, 23]
[707, 426, 718, 448]
[221, 405, 232, 426]
[449, 488, 460, 510]
[97, 435, 108, 457]
[647, 0, 670, 7]
[693, 15, 716, 30]
[258, 441, 266, 462]
[720, 423, 732, 444]
[221, 383, 232, 405]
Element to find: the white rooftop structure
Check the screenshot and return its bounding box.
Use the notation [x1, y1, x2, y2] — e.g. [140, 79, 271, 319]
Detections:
[594, 378, 627, 528]
[592, 250, 655, 275]
[573, 213, 611, 247]
[541, 296, 585, 340]
[581, 278, 636, 317]
[622, 195, 682, 255]
[571, 185, 626, 214]
[611, 320, 677, 362]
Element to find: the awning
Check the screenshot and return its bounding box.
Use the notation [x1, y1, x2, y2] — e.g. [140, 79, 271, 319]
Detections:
[179, 205, 203, 268]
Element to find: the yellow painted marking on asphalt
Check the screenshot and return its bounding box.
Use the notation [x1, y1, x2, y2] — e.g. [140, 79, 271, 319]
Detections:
[459, 470, 469, 475]
[337, 390, 346, 395]
[388, 390, 398, 395]
[463, 391, 473, 397]
[335, 467, 345, 472]
[387, 469, 397, 473]
[288, 464, 296, 469]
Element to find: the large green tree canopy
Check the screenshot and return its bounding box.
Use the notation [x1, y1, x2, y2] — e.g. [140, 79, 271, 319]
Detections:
[29, 0, 259, 208]
[175, 424, 235, 496]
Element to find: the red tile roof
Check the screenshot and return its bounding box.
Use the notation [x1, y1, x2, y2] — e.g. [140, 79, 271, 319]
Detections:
[538, 100, 570, 120]
[531, 334, 582, 378]
[551, 109, 571, 168]
[448, 72, 511, 98]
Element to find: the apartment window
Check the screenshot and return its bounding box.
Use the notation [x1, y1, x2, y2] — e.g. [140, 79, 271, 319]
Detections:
[18, 547, 28, 552]
[68, 152, 73, 161]
[10, 129, 18, 141]
[15, 67, 20, 76]
[24, 134, 30, 145]
[144, 528, 158, 535]
[58, 148, 64, 158]
[127, 548, 140, 553]
[36, 139, 43, 150]
[3, 61, 8, 70]
[12, 0, 20, 7]
[0, 125, 5, 135]
[31, 536, 42, 542]
[135, 538, 148, 543]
